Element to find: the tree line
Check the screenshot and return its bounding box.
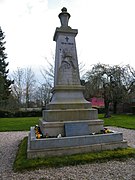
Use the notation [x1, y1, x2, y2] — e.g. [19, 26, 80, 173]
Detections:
[0, 27, 52, 113]
[83, 63, 135, 117]
[0, 27, 135, 117]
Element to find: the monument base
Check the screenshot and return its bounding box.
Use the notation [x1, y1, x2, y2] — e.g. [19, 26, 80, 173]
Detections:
[27, 127, 127, 158]
[39, 119, 104, 137]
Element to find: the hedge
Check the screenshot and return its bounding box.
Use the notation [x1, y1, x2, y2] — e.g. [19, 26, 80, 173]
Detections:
[0, 110, 42, 118]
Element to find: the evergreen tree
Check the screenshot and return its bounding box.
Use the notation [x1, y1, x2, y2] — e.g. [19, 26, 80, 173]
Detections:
[0, 26, 13, 101]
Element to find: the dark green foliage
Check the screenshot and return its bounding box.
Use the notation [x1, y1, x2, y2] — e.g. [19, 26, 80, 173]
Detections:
[95, 107, 105, 114]
[13, 137, 135, 172]
[14, 110, 42, 117]
[0, 110, 14, 118]
[132, 106, 135, 114]
[0, 26, 13, 101]
[0, 109, 42, 118]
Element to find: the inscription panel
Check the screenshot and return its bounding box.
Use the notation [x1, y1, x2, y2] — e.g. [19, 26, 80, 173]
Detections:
[65, 122, 89, 137]
[61, 42, 74, 45]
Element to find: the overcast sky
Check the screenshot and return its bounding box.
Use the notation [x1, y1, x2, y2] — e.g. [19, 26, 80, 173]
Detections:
[0, 0, 135, 77]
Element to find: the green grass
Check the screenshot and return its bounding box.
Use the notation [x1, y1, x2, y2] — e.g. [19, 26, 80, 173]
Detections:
[13, 137, 135, 172]
[98, 114, 135, 130]
[0, 114, 135, 131]
[0, 117, 39, 131]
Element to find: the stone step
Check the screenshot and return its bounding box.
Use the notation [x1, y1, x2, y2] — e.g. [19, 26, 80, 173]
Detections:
[42, 108, 98, 122]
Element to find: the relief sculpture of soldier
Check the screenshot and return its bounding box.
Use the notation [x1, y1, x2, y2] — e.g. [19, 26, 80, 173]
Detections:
[61, 49, 76, 69]
[58, 49, 80, 85]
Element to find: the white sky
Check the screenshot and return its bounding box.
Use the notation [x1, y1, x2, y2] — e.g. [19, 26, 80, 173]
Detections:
[0, 0, 135, 78]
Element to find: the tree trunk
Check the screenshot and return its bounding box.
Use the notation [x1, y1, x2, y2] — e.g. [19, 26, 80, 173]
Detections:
[113, 101, 117, 114]
[104, 100, 111, 118]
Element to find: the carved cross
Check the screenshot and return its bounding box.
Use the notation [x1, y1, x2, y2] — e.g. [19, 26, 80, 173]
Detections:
[65, 36, 69, 42]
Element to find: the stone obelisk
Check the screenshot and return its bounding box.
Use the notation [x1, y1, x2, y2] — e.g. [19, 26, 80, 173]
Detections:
[49, 7, 91, 109]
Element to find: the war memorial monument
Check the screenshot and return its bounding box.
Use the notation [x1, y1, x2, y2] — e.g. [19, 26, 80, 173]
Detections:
[27, 8, 127, 158]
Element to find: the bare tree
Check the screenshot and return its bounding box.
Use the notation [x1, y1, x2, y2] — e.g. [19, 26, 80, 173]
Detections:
[11, 67, 36, 108]
[40, 57, 54, 88]
[11, 68, 24, 107]
[24, 67, 36, 108]
[34, 83, 52, 107]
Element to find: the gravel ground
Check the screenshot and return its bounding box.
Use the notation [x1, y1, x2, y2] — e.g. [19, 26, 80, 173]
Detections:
[0, 127, 135, 180]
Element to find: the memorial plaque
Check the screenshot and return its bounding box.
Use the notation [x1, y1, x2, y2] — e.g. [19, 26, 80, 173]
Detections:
[65, 122, 89, 137]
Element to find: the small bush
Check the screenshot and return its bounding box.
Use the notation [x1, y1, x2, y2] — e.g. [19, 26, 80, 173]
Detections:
[94, 107, 105, 114]
[14, 110, 42, 117]
[0, 110, 14, 118]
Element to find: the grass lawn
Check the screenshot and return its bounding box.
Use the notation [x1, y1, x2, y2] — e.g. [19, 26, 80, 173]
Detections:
[13, 137, 135, 172]
[0, 114, 134, 132]
[0, 117, 39, 131]
[99, 114, 135, 130]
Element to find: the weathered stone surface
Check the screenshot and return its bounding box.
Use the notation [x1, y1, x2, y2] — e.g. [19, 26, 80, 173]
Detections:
[54, 30, 79, 86]
[27, 127, 127, 158]
[27, 140, 127, 158]
[42, 108, 98, 122]
[29, 127, 125, 150]
[65, 122, 89, 136]
[39, 119, 104, 137]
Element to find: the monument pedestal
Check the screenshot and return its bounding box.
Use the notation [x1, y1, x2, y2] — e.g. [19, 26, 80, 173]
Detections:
[27, 8, 127, 158]
[39, 83, 104, 137]
[27, 127, 127, 158]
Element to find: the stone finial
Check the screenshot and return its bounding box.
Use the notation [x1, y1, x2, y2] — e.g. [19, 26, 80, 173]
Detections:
[58, 7, 71, 27]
